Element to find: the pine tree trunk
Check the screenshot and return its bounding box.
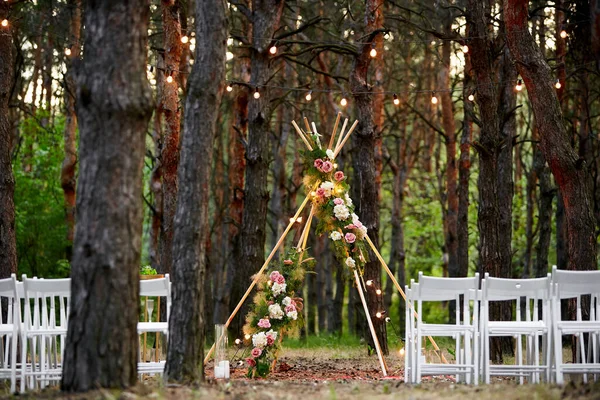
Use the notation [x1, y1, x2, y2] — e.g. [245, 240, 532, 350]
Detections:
[504, 0, 598, 272]
[232, 0, 284, 337]
[61, 0, 154, 391]
[349, 0, 387, 355]
[0, 1, 17, 278]
[164, 0, 227, 383]
[60, 0, 82, 262]
[158, 0, 182, 275]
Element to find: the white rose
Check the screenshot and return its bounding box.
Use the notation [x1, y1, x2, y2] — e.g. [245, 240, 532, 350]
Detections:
[286, 310, 298, 320]
[282, 296, 292, 306]
[266, 329, 278, 341]
[357, 225, 368, 240]
[330, 231, 342, 241]
[326, 149, 335, 160]
[268, 303, 285, 320]
[334, 204, 350, 220]
[320, 181, 335, 197]
[271, 282, 287, 296]
[345, 257, 356, 269]
[345, 193, 353, 207]
[351, 213, 360, 225]
[252, 332, 268, 348]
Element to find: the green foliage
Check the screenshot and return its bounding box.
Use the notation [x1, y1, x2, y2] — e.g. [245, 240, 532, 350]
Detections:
[140, 265, 157, 275]
[13, 112, 71, 278]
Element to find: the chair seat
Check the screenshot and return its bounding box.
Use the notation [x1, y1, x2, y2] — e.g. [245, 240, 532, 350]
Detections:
[556, 321, 600, 334]
[488, 321, 548, 335]
[138, 322, 168, 334]
[23, 327, 68, 336]
[0, 324, 17, 335]
[559, 363, 600, 373]
[420, 323, 477, 335]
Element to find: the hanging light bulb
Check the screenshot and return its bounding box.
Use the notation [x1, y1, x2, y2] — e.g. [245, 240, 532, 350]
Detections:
[369, 46, 377, 58]
[376, 289, 382, 295]
[431, 92, 438, 105]
[366, 280, 373, 286]
[253, 87, 260, 99]
[244, 334, 251, 340]
[468, 94, 475, 102]
[516, 79, 523, 91]
[462, 45, 469, 53]
[399, 347, 405, 357]
[234, 338, 241, 345]
[555, 79, 562, 89]
[269, 45, 277, 55]
[393, 93, 400, 106]
[375, 312, 382, 319]
[226, 84, 233, 92]
[297, 216, 303, 223]
[340, 97, 348, 107]
[560, 30, 568, 39]
[181, 35, 189, 44]
[64, 48, 72, 56]
[166, 74, 174, 83]
[305, 90, 312, 101]
[1, 19, 8, 27]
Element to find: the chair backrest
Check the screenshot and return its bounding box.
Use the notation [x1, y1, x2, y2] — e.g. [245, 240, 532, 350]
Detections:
[483, 273, 551, 301]
[0, 274, 21, 328]
[552, 266, 600, 299]
[139, 274, 171, 321]
[417, 272, 480, 301]
[22, 275, 71, 330]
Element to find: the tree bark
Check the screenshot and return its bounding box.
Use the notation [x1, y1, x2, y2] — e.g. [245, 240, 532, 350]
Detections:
[349, 0, 388, 355]
[163, 0, 227, 383]
[0, 1, 17, 278]
[505, 0, 598, 271]
[61, 0, 154, 391]
[158, 0, 182, 275]
[231, 0, 284, 336]
[60, 0, 82, 262]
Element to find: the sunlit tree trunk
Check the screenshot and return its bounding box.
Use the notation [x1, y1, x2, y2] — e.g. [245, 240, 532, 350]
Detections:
[0, 1, 16, 278]
[61, 0, 154, 391]
[164, 0, 227, 383]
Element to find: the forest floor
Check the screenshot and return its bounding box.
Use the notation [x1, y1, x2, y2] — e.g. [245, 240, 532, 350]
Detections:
[5, 347, 600, 399]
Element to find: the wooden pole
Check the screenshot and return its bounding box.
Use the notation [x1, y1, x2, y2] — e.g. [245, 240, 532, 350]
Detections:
[364, 234, 448, 364]
[333, 120, 359, 158]
[328, 112, 341, 150]
[204, 193, 313, 364]
[291, 120, 313, 151]
[354, 269, 388, 376]
[303, 116, 312, 133]
[335, 118, 348, 152]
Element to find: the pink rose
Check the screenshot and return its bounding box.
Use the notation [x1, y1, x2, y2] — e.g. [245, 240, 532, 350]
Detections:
[345, 224, 356, 230]
[316, 188, 326, 197]
[334, 171, 345, 181]
[267, 336, 275, 346]
[258, 318, 271, 328]
[345, 232, 356, 244]
[333, 198, 344, 205]
[283, 259, 293, 265]
[275, 275, 285, 284]
[270, 271, 281, 281]
[355, 220, 363, 228]
[285, 304, 296, 313]
[314, 158, 324, 169]
[321, 161, 333, 173]
[246, 357, 256, 367]
[251, 347, 262, 358]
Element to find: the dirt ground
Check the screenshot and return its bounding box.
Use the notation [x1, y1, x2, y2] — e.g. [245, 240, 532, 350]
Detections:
[7, 348, 600, 399]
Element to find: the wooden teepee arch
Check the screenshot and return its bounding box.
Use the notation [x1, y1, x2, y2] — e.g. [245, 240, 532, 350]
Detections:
[204, 113, 447, 376]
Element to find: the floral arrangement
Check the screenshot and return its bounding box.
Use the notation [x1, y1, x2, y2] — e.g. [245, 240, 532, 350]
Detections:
[243, 249, 312, 378]
[243, 127, 369, 378]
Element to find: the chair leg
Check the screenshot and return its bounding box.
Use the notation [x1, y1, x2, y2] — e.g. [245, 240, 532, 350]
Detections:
[474, 331, 479, 385]
[554, 328, 564, 384]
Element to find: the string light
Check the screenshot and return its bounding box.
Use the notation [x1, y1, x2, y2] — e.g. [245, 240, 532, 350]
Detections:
[560, 30, 568, 39]
[462, 45, 469, 53]
[399, 347, 405, 357]
[555, 79, 562, 89]
[305, 90, 312, 101]
[385, 317, 391, 322]
[253, 87, 260, 99]
[297, 216, 303, 223]
[376, 312, 382, 319]
[431, 92, 438, 105]
[181, 35, 189, 44]
[515, 79, 523, 91]
[244, 334, 251, 340]
[269, 45, 277, 55]
[234, 338, 241, 345]
[340, 97, 347, 107]
[1, 19, 8, 27]
[166, 74, 174, 83]
[366, 280, 373, 286]
[64, 48, 72, 56]
[226, 84, 233, 92]
[393, 93, 400, 106]
[468, 94, 475, 102]
[376, 289, 382, 295]
[369, 45, 377, 58]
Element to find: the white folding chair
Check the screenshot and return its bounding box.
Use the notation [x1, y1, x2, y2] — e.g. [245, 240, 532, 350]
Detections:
[0, 274, 21, 393]
[551, 266, 600, 384]
[404, 283, 414, 383]
[480, 274, 552, 384]
[138, 274, 170, 376]
[20, 275, 70, 391]
[409, 272, 480, 384]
